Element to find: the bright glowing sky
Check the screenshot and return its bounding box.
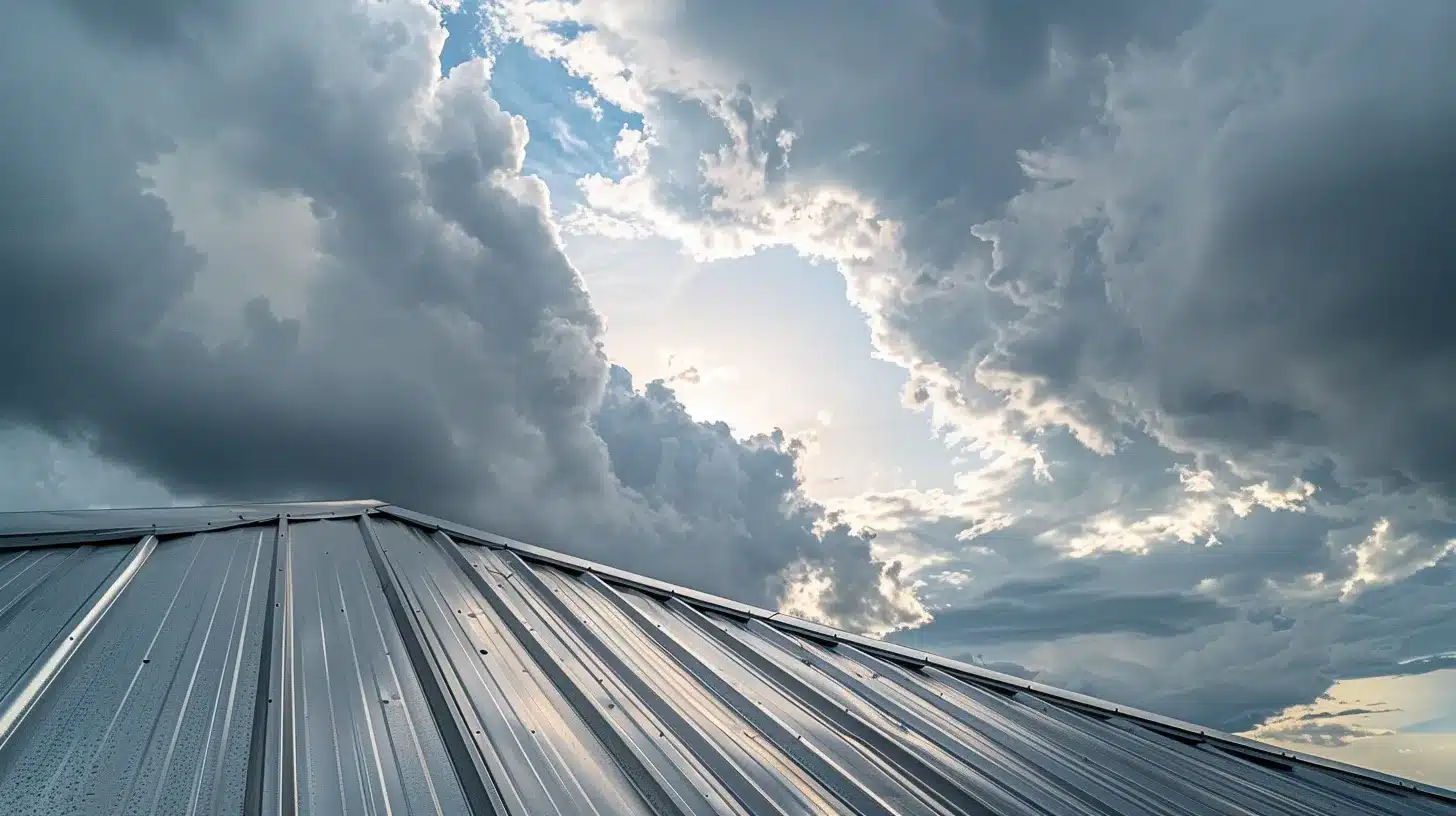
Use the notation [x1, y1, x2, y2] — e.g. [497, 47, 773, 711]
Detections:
[2, 0, 1455, 790]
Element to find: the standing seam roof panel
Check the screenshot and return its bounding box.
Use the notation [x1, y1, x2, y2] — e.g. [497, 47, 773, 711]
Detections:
[371, 517, 663, 815]
[0, 502, 1449, 815]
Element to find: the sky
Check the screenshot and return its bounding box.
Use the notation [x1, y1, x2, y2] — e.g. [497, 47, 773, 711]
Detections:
[1, 0, 1454, 790]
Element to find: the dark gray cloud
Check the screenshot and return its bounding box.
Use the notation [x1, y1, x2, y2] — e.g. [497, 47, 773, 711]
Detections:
[0, 0, 918, 631]
[895, 571, 1236, 647]
[505, 0, 1456, 733]
[510, 0, 1456, 507]
[62, 0, 237, 47]
[1300, 708, 1397, 722]
[969, 1, 1456, 490]
[0, 425, 176, 512]
[508, 0, 1202, 273]
[976, 539, 1456, 732]
[3, 0, 601, 519]
[594, 367, 922, 629]
[1250, 721, 1396, 749]
[866, 476, 1456, 730]
[1150, 95, 1456, 488]
[938, 5, 1456, 726]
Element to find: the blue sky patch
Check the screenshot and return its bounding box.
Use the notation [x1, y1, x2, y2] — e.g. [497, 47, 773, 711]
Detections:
[438, 2, 486, 73]
[440, 3, 642, 204]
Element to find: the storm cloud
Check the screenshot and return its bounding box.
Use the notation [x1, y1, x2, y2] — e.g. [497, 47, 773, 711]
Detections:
[498, 0, 1456, 732]
[0, 0, 919, 630]
[898, 571, 1237, 646]
[975, 0, 1456, 491]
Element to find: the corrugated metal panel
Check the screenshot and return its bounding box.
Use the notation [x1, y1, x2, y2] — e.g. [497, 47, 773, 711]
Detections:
[0, 501, 383, 550]
[0, 504, 1450, 815]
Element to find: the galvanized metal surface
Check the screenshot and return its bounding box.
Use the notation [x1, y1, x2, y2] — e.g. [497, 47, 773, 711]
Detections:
[0, 503, 1450, 815]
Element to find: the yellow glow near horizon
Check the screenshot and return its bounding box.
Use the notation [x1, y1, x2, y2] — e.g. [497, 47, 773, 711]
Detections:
[1245, 668, 1456, 789]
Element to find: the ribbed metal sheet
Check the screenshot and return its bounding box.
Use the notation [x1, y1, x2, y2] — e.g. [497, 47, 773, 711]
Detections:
[0, 505, 1451, 815]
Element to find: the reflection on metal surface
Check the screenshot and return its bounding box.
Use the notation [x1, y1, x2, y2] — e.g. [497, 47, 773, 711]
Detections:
[0, 501, 1450, 815]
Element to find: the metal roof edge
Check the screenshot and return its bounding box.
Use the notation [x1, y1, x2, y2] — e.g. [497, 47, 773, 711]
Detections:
[0, 503, 379, 551]
[373, 504, 1454, 803]
[767, 610, 1453, 802]
[0, 498, 381, 521]
[918, 656, 1456, 802]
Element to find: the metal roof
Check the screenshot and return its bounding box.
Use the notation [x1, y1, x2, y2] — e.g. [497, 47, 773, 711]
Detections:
[0, 501, 1451, 815]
